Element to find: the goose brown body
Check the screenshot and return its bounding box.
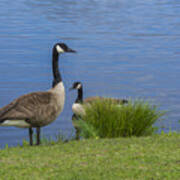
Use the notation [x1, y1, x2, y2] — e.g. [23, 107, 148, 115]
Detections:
[0, 83, 65, 127]
[83, 96, 127, 105]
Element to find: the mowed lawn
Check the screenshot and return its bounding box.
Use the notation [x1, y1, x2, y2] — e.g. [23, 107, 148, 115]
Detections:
[0, 133, 179, 180]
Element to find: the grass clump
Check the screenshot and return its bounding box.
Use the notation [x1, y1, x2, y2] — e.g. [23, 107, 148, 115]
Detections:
[75, 99, 165, 139]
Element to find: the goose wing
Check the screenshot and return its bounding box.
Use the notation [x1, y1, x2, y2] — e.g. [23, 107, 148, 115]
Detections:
[0, 92, 54, 124]
[84, 96, 128, 104]
[83, 96, 102, 104]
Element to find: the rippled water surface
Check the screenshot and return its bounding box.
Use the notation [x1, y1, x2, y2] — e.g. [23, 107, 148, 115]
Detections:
[0, 0, 180, 147]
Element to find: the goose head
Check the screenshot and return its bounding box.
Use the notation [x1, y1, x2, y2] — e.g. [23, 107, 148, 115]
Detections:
[54, 43, 76, 54]
[69, 82, 82, 91]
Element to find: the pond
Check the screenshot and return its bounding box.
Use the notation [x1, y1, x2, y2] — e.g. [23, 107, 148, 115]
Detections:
[0, 0, 180, 147]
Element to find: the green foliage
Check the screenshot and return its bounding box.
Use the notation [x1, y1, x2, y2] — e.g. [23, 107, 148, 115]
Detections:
[74, 119, 99, 139]
[76, 99, 165, 139]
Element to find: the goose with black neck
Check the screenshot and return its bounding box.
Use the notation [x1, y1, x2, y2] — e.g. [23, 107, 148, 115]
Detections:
[0, 43, 76, 146]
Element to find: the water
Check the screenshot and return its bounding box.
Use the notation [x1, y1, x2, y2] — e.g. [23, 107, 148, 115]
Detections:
[0, 0, 180, 147]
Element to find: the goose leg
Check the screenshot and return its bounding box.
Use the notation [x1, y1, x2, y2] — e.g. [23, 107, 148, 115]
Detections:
[29, 128, 33, 146]
[75, 127, 80, 140]
[72, 114, 80, 140]
[36, 127, 41, 145]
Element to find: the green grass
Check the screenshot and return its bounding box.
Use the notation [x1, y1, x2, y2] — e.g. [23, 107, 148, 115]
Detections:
[0, 133, 179, 179]
[75, 99, 165, 139]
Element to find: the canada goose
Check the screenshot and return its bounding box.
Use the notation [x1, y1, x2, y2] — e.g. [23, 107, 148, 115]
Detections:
[0, 43, 76, 145]
[69, 81, 128, 140]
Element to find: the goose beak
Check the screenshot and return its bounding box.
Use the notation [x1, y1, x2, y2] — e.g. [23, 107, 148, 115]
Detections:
[67, 47, 76, 53]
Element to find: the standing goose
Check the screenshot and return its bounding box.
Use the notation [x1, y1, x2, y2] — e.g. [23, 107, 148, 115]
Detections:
[0, 43, 76, 145]
[69, 81, 128, 140]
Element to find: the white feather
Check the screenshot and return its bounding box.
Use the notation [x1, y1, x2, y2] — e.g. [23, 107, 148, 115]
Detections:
[49, 82, 65, 115]
[72, 103, 86, 116]
[76, 84, 82, 89]
[56, 45, 64, 53]
[0, 120, 30, 128]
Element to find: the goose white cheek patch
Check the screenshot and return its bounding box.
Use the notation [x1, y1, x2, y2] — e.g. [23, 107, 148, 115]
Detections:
[76, 84, 82, 89]
[56, 45, 64, 53]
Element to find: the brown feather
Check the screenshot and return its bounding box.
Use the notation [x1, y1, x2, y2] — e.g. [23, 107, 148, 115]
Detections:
[0, 91, 60, 127]
[83, 96, 127, 105]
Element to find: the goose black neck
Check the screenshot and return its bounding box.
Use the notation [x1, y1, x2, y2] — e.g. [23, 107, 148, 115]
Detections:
[75, 87, 83, 103]
[52, 48, 62, 87]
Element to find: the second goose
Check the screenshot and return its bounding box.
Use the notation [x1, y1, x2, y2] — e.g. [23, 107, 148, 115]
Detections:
[70, 81, 128, 140]
[70, 81, 128, 116]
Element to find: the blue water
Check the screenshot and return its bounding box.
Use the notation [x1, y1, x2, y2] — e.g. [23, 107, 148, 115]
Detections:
[0, 0, 180, 147]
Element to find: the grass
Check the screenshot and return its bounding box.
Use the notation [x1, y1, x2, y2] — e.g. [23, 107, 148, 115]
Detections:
[75, 99, 165, 139]
[0, 133, 179, 179]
